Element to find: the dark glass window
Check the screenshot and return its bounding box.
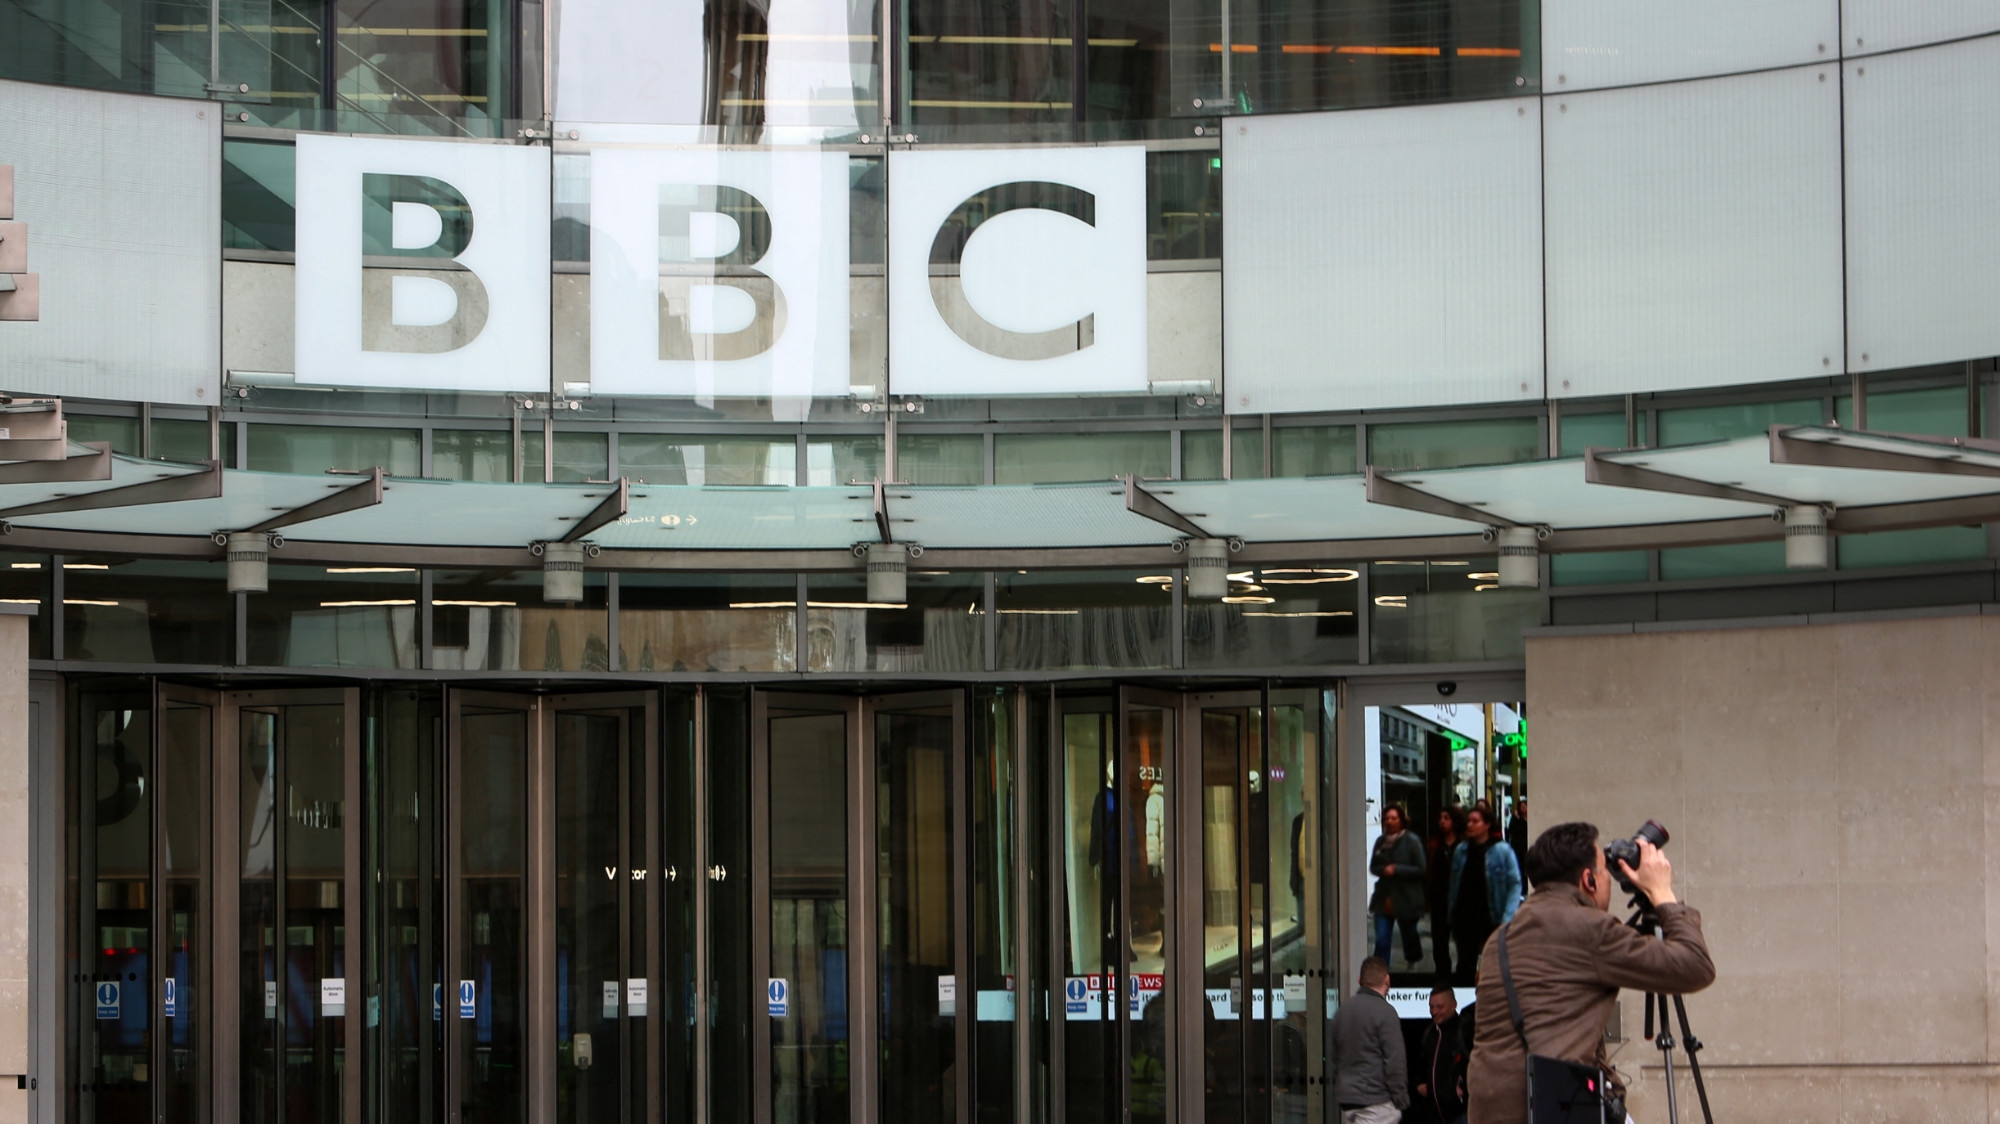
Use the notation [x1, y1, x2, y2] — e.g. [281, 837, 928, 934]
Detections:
[904, 0, 1072, 127]
[64, 559, 233, 665]
[806, 570, 983, 672]
[431, 569, 609, 671]
[1368, 558, 1537, 663]
[994, 569, 1172, 669]
[617, 572, 797, 672]
[1185, 564, 1359, 666]
[246, 564, 420, 667]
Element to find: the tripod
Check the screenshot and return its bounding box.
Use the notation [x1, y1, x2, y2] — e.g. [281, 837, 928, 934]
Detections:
[1627, 896, 1713, 1124]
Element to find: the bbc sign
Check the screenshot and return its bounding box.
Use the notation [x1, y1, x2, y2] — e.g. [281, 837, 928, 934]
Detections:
[293, 136, 1147, 398]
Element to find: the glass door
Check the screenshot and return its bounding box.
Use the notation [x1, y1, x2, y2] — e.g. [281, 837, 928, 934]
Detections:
[223, 688, 362, 1124]
[446, 691, 531, 1124]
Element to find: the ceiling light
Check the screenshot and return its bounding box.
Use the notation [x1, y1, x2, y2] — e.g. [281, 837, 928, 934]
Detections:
[9, 562, 41, 570]
[1135, 575, 1175, 584]
[327, 566, 416, 574]
[1241, 609, 1354, 618]
[62, 563, 108, 570]
[805, 600, 908, 610]
[1222, 594, 1275, 604]
[1373, 594, 1407, 607]
[319, 599, 417, 607]
[63, 599, 120, 606]
[434, 599, 517, 607]
[1467, 572, 1499, 581]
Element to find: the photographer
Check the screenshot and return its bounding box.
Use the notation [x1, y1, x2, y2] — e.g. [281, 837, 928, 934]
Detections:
[1464, 823, 1715, 1124]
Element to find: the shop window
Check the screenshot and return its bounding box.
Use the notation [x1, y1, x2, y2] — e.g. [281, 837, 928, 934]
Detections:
[432, 429, 514, 482]
[806, 570, 984, 672]
[617, 572, 797, 672]
[994, 432, 1169, 485]
[617, 435, 797, 486]
[1185, 564, 1359, 667]
[1368, 417, 1540, 471]
[431, 570, 609, 671]
[1368, 558, 1537, 663]
[245, 424, 421, 476]
[994, 569, 1172, 669]
[246, 564, 419, 668]
[63, 559, 233, 665]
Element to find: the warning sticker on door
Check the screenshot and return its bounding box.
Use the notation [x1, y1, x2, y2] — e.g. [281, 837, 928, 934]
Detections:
[767, 978, 789, 1018]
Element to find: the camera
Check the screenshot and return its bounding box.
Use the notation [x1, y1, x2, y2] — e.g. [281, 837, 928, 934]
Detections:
[1435, 680, 1457, 697]
[1604, 819, 1670, 892]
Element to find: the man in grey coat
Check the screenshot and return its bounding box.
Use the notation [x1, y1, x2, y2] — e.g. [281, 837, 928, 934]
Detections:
[1330, 956, 1410, 1124]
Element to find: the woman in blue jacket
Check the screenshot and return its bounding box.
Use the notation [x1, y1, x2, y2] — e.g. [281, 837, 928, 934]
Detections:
[1444, 803, 1523, 984]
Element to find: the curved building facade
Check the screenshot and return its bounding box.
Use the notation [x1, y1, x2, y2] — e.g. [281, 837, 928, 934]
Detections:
[5, 0, 2000, 1121]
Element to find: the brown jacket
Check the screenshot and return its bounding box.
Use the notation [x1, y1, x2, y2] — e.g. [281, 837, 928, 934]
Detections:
[1465, 886, 1714, 1124]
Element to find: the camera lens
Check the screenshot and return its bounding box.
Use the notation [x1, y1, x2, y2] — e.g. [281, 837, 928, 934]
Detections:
[1636, 820, 1670, 849]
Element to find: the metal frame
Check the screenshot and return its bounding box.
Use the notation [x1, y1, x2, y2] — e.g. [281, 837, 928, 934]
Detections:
[154, 684, 219, 1124]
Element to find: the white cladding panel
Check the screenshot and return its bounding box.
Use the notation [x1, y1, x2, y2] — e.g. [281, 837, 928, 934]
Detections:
[1222, 99, 1543, 414]
[1544, 66, 1844, 398]
[0, 80, 219, 405]
[887, 147, 1148, 397]
[1542, 0, 1836, 90]
[1844, 36, 2000, 374]
[553, 0, 706, 126]
[1841, 0, 2000, 55]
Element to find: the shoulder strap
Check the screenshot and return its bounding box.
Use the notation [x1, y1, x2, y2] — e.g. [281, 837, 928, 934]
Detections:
[1496, 922, 1530, 1051]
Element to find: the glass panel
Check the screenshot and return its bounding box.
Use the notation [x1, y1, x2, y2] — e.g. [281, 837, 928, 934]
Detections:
[1655, 398, 1821, 447]
[1199, 705, 1245, 1124]
[0, 0, 208, 97]
[153, 417, 237, 466]
[618, 572, 796, 673]
[1657, 541, 1787, 581]
[1185, 565, 1360, 667]
[554, 711, 628, 1122]
[459, 705, 527, 1124]
[240, 709, 280, 1124]
[64, 559, 233, 665]
[432, 430, 515, 482]
[993, 433, 1170, 485]
[618, 435, 799, 487]
[160, 699, 210, 1124]
[1367, 417, 1541, 471]
[970, 689, 1017, 1124]
[79, 690, 152, 1122]
[368, 687, 444, 1124]
[249, 565, 420, 668]
[283, 704, 347, 1123]
[707, 688, 754, 1124]
[0, 553, 53, 659]
[68, 415, 141, 455]
[1123, 702, 1171, 1124]
[520, 431, 610, 483]
[1271, 426, 1356, 477]
[245, 425, 422, 476]
[995, 570, 1172, 670]
[1557, 410, 1626, 456]
[1267, 696, 1324, 1118]
[1180, 426, 1264, 482]
[1368, 558, 1539, 662]
[431, 571, 609, 671]
[768, 711, 849, 1124]
[660, 690, 700, 1124]
[1149, 150, 1222, 260]
[896, 434, 985, 485]
[1837, 526, 1989, 570]
[876, 703, 956, 1122]
[804, 438, 884, 487]
[1836, 384, 1969, 436]
[805, 570, 983, 673]
[224, 140, 297, 253]
[1550, 552, 1650, 587]
[904, 0, 1071, 127]
[1055, 702, 1115, 1124]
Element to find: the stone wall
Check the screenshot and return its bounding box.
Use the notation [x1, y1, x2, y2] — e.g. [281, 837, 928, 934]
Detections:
[1526, 611, 2000, 1122]
[0, 612, 32, 1124]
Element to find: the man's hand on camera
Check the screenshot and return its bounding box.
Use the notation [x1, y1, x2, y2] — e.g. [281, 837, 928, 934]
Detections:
[1616, 838, 1677, 905]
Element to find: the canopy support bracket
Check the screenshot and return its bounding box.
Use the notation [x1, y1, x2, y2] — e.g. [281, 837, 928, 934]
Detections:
[1364, 465, 1523, 528]
[0, 460, 223, 522]
[1125, 476, 1210, 538]
[561, 477, 630, 543]
[241, 466, 384, 534]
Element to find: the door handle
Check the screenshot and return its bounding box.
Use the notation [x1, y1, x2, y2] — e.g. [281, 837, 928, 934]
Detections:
[708, 864, 727, 882]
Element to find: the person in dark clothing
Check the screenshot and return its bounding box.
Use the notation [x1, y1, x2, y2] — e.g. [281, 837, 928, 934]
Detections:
[1413, 986, 1467, 1124]
[1504, 798, 1528, 854]
[1446, 804, 1522, 985]
[1425, 807, 1465, 981]
[1368, 805, 1427, 968]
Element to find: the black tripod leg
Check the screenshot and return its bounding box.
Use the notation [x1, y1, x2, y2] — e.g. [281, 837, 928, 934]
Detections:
[1670, 994, 1714, 1124]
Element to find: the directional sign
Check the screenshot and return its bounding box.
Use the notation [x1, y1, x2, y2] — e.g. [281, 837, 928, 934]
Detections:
[767, 978, 789, 1018]
[458, 979, 476, 1019]
[95, 981, 119, 1020]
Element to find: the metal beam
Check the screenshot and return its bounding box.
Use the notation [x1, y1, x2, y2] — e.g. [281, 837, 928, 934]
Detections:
[0, 437, 70, 462]
[0, 442, 111, 485]
[241, 467, 384, 533]
[0, 460, 221, 520]
[1583, 446, 1800, 508]
[1770, 427, 2000, 478]
[1363, 465, 1520, 528]
[1124, 476, 1210, 538]
[559, 477, 629, 543]
[874, 480, 893, 544]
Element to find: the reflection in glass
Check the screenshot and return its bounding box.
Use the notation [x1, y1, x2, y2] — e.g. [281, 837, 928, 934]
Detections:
[0, 552, 53, 658]
[768, 712, 849, 1124]
[1186, 566, 1360, 667]
[708, 689, 755, 1124]
[520, 430, 611, 484]
[161, 699, 211, 1123]
[1367, 417, 1540, 471]
[459, 707, 526, 1124]
[905, 0, 1070, 126]
[996, 571, 1172, 670]
[1123, 703, 1172, 1124]
[369, 688, 444, 1124]
[249, 565, 420, 668]
[618, 573, 797, 673]
[79, 690, 152, 1123]
[705, 0, 882, 131]
[431, 571, 609, 671]
[554, 711, 631, 1123]
[806, 571, 983, 672]
[1368, 559, 1537, 663]
[620, 435, 798, 486]
[1056, 704, 1115, 1124]
[971, 690, 1018, 1124]
[994, 432, 1170, 485]
[245, 425, 422, 476]
[64, 559, 233, 665]
[876, 704, 956, 1122]
[432, 430, 515, 482]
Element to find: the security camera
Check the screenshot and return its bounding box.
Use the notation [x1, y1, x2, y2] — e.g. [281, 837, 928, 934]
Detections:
[1436, 681, 1458, 698]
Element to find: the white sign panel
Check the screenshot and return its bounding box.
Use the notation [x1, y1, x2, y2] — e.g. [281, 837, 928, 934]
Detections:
[626, 978, 648, 1017]
[0, 79, 219, 405]
[590, 149, 850, 402]
[767, 977, 789, 1018]
[321, 977, 347, 1016]
[295, 135, 550, 392]
[889, 146, 1147, 396]
[602, 980, 620, 1019]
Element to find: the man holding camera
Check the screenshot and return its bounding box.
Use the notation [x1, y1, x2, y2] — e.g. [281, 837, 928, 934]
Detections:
[1464, 823, 1715, 1124]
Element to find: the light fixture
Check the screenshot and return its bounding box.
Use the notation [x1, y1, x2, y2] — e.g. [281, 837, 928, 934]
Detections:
[1187, 538, 1230, 600]
[539, 541, 586, 603]
[866, 542, 907, 604]
[1784, 504, 1828, 570]
[1260, 568, 1358, 584]
[225, 531, 270, 594]
[1222, 595, 1275, 604]
[326, 566, 416, 574]
[1374, 594, 1407, 607]
[1495, 527, 1540, 589]
[319, 599, 418, 608]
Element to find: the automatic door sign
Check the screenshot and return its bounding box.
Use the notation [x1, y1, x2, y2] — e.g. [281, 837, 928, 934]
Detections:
[459, 980, 477, 1019]
[767, 978, 789, 1018]
[626, 978, 648, 1018]
[1064, 977, 1088, 1016]
[602, 981, 620, 1020]
[321, 978, 347, 1017]
[95, 981, 119, 1020]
